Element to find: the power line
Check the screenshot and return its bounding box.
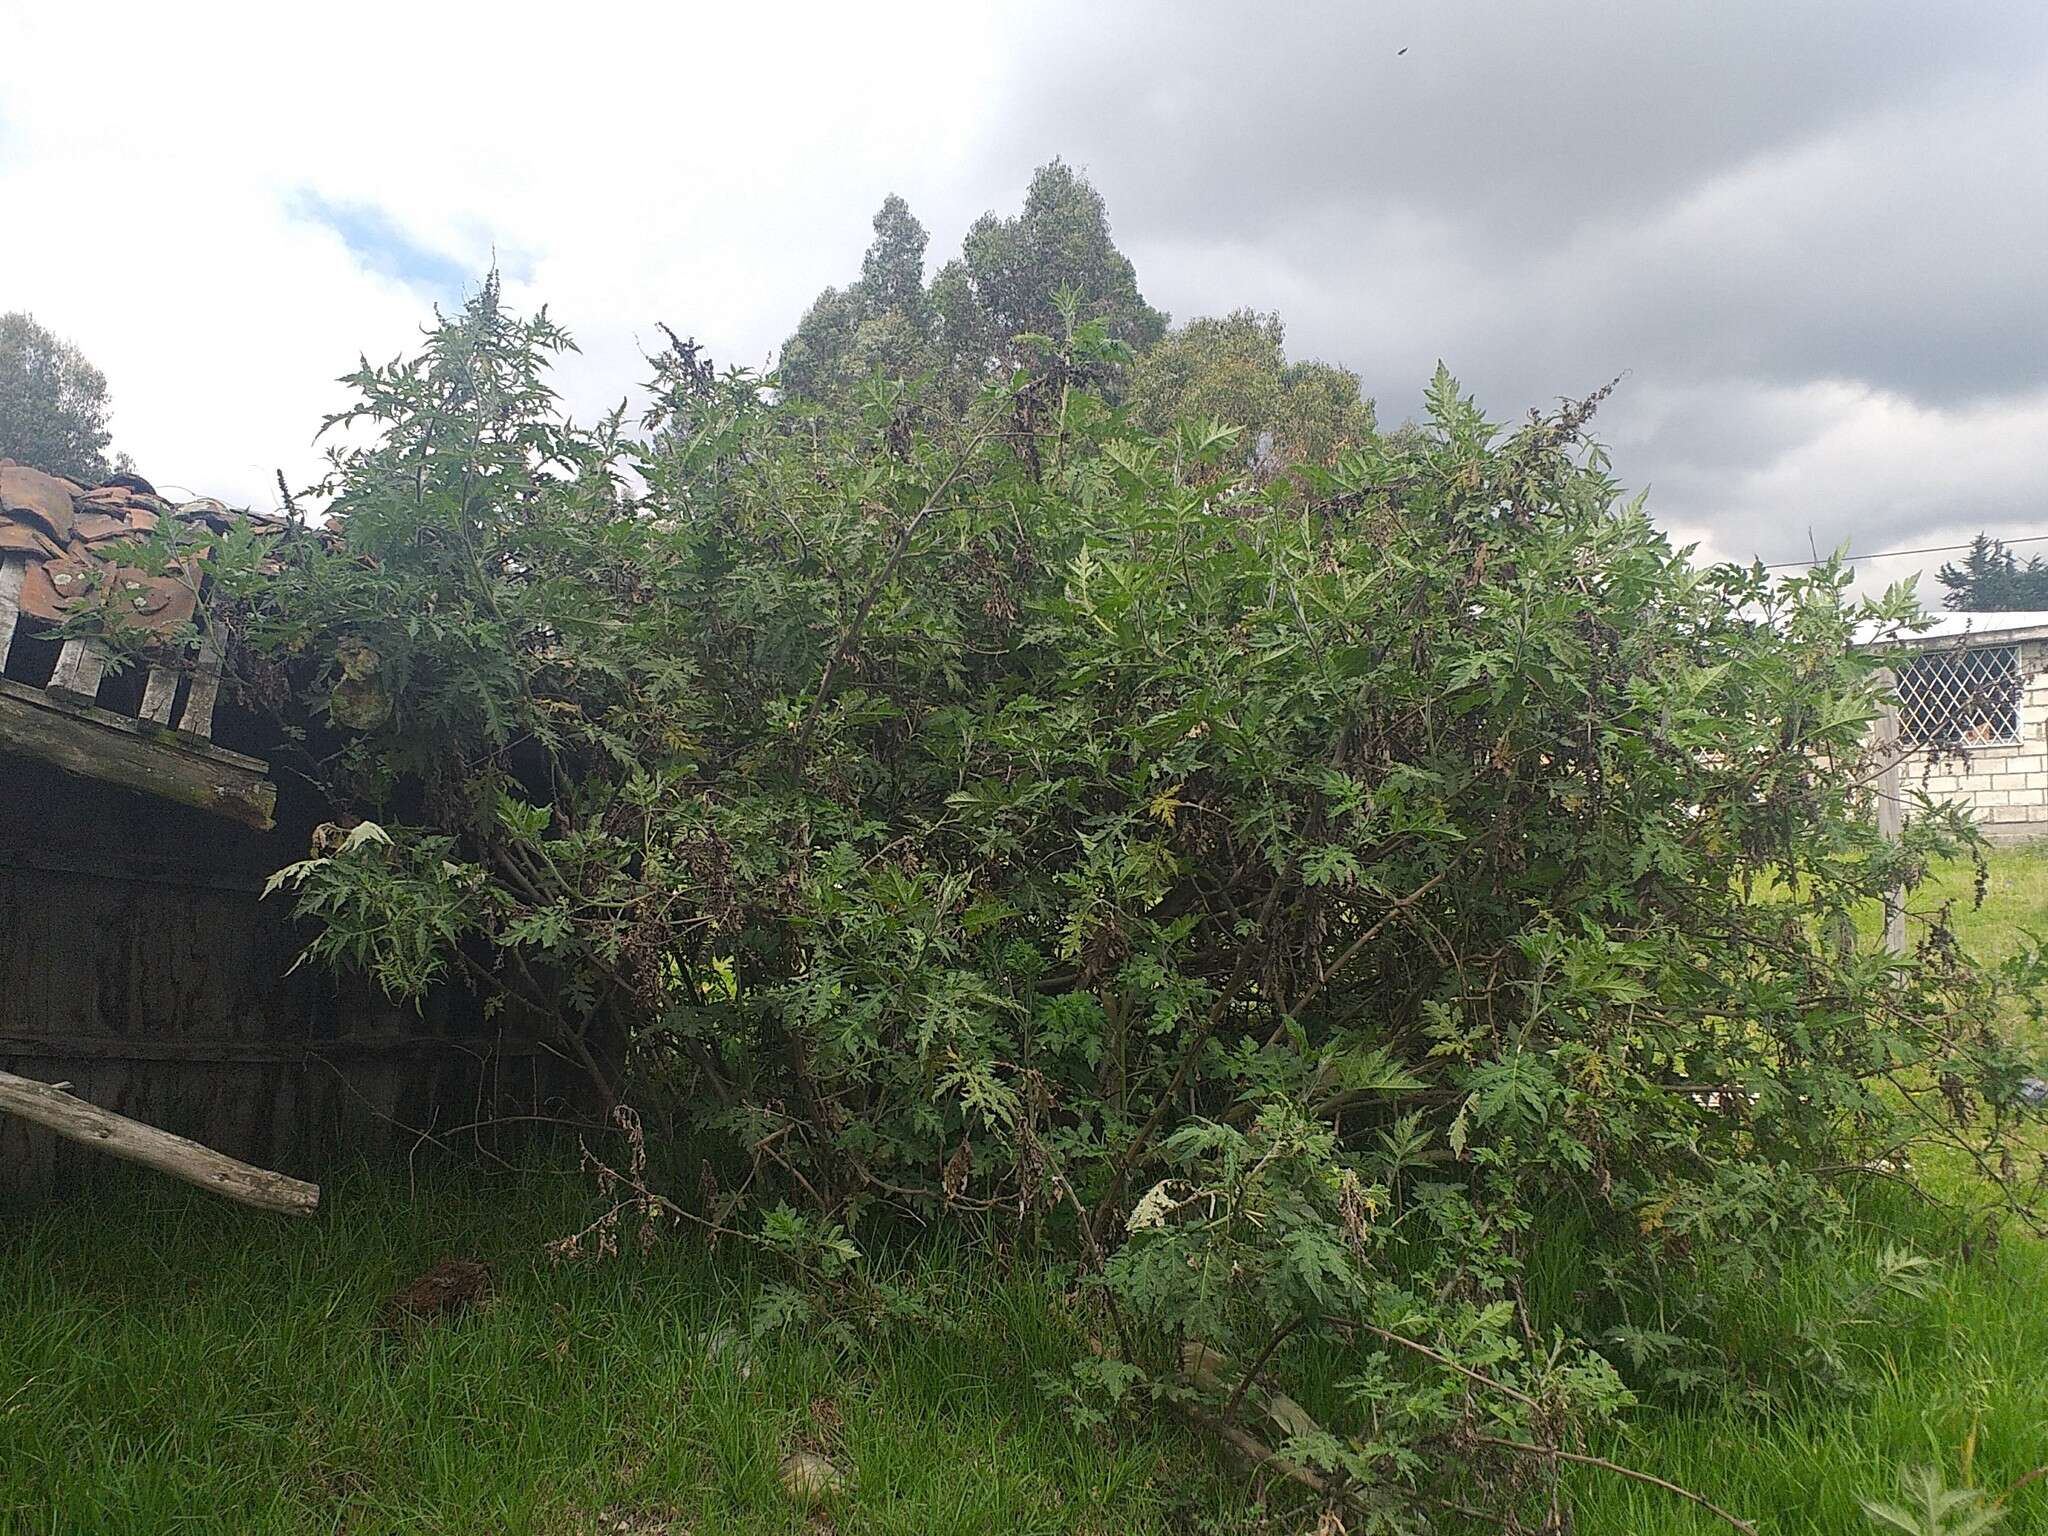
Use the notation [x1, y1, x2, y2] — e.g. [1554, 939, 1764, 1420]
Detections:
[1758, 532, 2048, 571]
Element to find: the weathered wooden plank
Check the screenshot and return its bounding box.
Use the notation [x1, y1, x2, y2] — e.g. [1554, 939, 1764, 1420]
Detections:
[48, 637, 106, 699]
[180, 628, 224, 738]
[0, 557, 23, 671]
[1872, 670, 1907, 955]
[0, 1068, 319, 1215]
[0, 843, 266, 895]
[0, 1034, 550, 1063]
[0, 676, 274, 829]
[138, 665, 180, 724]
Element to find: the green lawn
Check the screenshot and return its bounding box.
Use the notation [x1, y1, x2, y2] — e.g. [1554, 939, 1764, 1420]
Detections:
[1567, 1188, 2048, 1534]
[1569, 844, 2048, 1534]
[1872, 842, 2048, 969]
[4, 849, 2046, 1535]
[0, 1172, 1250, 1535]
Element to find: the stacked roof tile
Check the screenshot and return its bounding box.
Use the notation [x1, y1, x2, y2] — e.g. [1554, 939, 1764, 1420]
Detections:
[0, 460, 284, 647]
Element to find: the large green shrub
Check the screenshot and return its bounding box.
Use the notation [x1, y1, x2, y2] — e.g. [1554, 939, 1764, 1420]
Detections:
[220, 288, 2043, 1528]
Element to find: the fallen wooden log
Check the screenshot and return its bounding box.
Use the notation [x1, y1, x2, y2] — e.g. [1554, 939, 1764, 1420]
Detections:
[0, 1069, 319, 1215]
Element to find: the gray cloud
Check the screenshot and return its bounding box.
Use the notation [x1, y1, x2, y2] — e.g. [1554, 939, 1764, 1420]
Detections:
[951, 0, 2048, 576]
[6, 1, 2044, 590]
[989, 1, 2039, 247]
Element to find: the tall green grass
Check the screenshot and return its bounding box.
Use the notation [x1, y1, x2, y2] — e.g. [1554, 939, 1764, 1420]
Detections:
[1567, 1188, 2048, 1533]
[15, 1172, 2045, 1535]
[0, 1171, 1246, 1535]
[1861, 843, 2048, 968]
[1567, 844, 2048, 1533]
[4, 848, 2044, 1534]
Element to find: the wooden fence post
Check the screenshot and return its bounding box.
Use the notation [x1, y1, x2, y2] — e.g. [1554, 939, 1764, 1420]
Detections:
[180, 626, 225, 738]
[1873, 669, 1906, 955]
[48, 636, 107, 700]
[0, 557, 23, 669]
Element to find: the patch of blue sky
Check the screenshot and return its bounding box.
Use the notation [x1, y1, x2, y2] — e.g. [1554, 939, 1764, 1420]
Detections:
[291, 191, 475, 300]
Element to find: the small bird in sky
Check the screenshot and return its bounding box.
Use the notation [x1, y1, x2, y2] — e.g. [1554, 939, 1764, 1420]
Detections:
[1397, 46, 1408, 55]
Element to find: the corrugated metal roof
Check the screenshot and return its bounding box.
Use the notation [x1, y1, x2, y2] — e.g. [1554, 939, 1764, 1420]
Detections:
[1856, 611, 2048, 649]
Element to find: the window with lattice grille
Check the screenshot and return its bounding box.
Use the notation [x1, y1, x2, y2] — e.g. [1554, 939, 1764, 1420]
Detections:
[1897, 644, 2022, 748]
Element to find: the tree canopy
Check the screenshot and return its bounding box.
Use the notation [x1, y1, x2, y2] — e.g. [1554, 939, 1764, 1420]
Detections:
[780, 161, 1166, 409]
[930, 159, 1166, 396]
[0, 311, 116, 483]
[1126, 309, 1375, 474]
[778, 169, 1382, 488]
[777, 195, 941, 406]
[1937, 533, 2048, 610]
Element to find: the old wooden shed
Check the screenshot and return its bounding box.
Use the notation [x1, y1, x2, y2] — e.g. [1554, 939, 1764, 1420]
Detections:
[0, 461, 567, 1202]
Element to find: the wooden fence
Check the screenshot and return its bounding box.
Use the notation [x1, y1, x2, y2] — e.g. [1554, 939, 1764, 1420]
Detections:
[0, 748, 572, 1202]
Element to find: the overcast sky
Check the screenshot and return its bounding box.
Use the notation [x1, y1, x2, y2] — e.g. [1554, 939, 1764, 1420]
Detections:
[4, 1, 2044, 600]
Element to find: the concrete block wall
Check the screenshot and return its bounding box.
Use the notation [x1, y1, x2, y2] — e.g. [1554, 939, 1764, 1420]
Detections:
[1900, 637, 2048, 843]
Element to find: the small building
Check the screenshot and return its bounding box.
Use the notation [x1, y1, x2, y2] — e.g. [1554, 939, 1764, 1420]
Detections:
[1866, 610, 2048, 844]
[0, 460, 569, 1202]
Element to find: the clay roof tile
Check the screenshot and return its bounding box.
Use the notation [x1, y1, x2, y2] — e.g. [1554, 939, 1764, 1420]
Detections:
[1, 463, 260, 651]
[0, 464, 78, 543]
[73, 510, 142, 542]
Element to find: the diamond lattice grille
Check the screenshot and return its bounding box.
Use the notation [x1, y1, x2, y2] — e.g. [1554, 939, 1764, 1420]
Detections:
[1897, 644, 2021, 748]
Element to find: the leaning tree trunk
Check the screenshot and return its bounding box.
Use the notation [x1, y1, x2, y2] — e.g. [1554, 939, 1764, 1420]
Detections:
[0, 1070, 319, 1216]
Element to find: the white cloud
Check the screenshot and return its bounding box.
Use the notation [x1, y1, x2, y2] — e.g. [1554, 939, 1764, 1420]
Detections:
[1, 0, 2043, 617]
[1646, 380, 2048, 596]
[0, 0, 1005, 505]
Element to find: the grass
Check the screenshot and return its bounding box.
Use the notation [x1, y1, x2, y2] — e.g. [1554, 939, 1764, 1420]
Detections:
[0, 1170, 1246, 1535]
[1865, 841, 2048, 967]
[1566, 1187, 2048, 1534]
[3, 848, 2045, 1535]
[1567, 844, 2048, 1534]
